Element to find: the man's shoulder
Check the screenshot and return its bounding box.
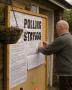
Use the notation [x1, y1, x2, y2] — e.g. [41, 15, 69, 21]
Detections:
[54, 34, 70, 44]
[57, 33, 72, 44]
[56, 33, 72, 40]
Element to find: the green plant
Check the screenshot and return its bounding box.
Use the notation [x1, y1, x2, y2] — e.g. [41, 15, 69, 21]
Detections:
[63, 10, 72, 33]
[0, 5, 5, 25]
[0, 26, 23, 44]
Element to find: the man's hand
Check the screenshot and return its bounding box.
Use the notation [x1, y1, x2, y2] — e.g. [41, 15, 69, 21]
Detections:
[38, 41, 47, 48]
[43, 41, 47, 47]
[37, 41, 47, 53]
[38, 41, 44, 48]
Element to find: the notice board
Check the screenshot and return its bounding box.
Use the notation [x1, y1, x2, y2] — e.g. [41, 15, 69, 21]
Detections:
[4, 6, 48, 90]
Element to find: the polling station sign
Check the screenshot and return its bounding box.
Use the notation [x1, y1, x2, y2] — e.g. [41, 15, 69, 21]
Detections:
[9, 11, 45, 89]
[24, 18, 41, 41]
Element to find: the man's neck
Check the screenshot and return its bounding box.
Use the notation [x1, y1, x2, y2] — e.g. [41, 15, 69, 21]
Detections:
[59, 31, 69, 36]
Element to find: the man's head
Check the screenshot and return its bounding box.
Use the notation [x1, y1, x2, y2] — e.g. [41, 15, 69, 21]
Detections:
[56, 20, 69, 36]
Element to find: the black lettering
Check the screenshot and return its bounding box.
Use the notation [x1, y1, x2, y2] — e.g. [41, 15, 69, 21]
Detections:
[24, 32, 27, 41]
[34, 32, 38, 40]
[39, 32, 41, 40]
[30, 20, 32, 29]
[30, 32, 33, 41]
[24, 32, 41, 41]
[35, 32, 41, 40]
[33, 20, 35, 29]
[39, 21, 41, 29]
[28, 19, 30, 29]
[32, 32, 35, 40]
[27, 32, 30, 41]
[24, 19, 27, 28]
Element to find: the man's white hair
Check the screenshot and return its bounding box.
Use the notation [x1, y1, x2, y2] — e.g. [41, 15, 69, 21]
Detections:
[56, 20, 69, 30]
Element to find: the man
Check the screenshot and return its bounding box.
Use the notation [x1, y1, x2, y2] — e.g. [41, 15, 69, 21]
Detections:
[38, 20, 72, 90]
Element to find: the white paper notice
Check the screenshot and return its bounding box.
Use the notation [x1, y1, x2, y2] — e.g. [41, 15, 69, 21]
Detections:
[9, 11, 27, 89]
[9, 11, 45, 88]
[27, 40, 45, 69]
[9, 42, 27, 89]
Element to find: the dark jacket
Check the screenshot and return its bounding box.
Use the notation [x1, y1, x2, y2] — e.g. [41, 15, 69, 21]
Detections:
[38, 33, 72, 75]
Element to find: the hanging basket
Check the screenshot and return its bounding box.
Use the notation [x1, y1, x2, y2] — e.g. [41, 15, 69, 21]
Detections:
[0, 26, 23, 44]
